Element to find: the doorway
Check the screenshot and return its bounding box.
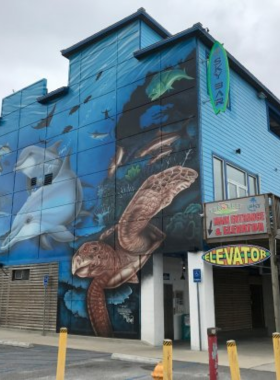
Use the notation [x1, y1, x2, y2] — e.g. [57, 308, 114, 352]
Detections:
[250, 284, 265, 328]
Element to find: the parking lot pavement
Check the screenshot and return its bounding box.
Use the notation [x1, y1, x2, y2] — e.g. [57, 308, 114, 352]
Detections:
[0, 344, 276, 380]
[0, 345, 110, 380]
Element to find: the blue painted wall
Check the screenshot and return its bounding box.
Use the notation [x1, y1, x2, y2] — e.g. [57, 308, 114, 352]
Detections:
[198, 41, 280, 202]
[140, 21, 162, 49]
[0, 19, 201, 339]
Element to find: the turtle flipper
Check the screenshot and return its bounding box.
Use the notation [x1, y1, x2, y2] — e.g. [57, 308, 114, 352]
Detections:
[87, 277, 113, 337]
[119, 166, 197, 252]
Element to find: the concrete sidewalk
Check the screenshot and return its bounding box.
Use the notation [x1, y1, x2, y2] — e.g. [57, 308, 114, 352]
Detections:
[0, 328, 275, 373]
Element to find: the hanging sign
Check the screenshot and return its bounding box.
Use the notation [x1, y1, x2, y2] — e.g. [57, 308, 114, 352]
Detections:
[208, 41, 230, 114]
[202, 245, 270, 267]
[204, 195, 268, 241]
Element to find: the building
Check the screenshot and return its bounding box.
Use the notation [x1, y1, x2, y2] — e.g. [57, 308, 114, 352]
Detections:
[0, 8, 279, 350]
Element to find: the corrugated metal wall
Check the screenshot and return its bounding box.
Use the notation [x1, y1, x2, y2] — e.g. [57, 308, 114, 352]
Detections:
[0, 262, 58, 331]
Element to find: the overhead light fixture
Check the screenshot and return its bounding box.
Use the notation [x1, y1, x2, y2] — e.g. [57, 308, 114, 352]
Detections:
[257, 92, 267, 100]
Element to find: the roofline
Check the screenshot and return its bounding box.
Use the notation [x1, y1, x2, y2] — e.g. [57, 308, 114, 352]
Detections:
[37, 86, 69, 104]
[134, 23, 280, 110]
[61, 8, 171, 59]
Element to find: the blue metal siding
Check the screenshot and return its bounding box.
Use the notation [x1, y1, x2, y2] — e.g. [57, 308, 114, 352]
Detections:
[198, 41, 280, 202]
[140, 21, 162, 49]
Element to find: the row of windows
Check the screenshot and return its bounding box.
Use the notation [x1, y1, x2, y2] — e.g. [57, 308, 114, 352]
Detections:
[213, 156, 258, 201]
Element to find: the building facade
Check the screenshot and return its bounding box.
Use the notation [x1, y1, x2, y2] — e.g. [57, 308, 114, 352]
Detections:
[0, 9, 279, 349]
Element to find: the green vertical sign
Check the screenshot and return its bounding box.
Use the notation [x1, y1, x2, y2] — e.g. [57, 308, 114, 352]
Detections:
[208, 41, 230, 115]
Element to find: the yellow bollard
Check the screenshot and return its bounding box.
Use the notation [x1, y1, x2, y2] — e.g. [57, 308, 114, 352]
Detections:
[151, 362, 163, 379]
[163, 339, 172, 380]
[227, 340, 241, 380]
[56, 327, 68, 380]
[273, 332, 280, 380]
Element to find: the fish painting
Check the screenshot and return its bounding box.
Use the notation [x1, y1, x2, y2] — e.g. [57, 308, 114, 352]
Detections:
[135, 131, 179, 158]
[88, 131, 110, 140]
[72, 166, 198, 336]
[96, 71, 103, 81]
[146, 68, 194, 101]
[69, 105, 80, 115]
[108, 146, 125, 178]
[32, 105, 56, 129]
[15, 141, 62, 181]
[1, 154, 83, 251]
[0, 144, 11, 156]
[148, 147, 173, 165]
[62, 125, 73, 134]
[83, 95, 92, 104]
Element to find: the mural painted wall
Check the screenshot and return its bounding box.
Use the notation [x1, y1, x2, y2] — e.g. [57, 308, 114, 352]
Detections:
[0, 22, 202, 338]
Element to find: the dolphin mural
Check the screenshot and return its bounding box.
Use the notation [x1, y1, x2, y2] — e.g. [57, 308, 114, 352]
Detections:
[1, 154, 83, 251]
[15, 141, 62, 184]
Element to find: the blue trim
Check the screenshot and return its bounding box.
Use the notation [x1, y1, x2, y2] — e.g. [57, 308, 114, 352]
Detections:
[61, 9, 170, 58]
[135, 24, 280, 111]
[212, 153, 259, 200]
[37, 86, 69, 104]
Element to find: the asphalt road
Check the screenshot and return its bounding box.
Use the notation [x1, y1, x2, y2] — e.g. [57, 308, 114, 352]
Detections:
[0, 344, 276, 380]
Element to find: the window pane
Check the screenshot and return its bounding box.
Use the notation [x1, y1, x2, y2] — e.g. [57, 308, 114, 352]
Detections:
[227, 165, 246, 185]
[239, 188, 247, 197]
[249, 176, 257, 195]
[214, 158, 224, 200]
[228, 183, 237, 199]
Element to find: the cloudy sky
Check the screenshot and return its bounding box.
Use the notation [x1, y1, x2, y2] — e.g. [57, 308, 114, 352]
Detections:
[1, 0, 279, 106]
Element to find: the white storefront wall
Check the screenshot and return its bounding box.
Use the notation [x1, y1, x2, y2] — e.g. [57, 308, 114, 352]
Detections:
[188, 251, 215, 350]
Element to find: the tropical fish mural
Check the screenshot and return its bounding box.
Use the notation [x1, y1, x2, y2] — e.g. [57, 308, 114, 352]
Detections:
[0, 33, 200, 339]
[146, 68, 194, 101]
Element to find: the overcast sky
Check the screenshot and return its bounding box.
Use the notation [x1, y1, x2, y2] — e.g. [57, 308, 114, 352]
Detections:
[1, 0, 279, 107]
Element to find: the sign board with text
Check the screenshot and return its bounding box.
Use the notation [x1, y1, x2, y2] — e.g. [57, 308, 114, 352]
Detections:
[204, 195, 269, 242]
[208, 41, 230, 115]
[202, 245, 271, 267]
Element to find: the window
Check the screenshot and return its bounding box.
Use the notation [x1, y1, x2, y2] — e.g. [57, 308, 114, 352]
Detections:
[268, 106, 280, 138]
[12, 269, 30, 281]
[44, 173, 53, 186]
[31, 177, 37, 187]
[213, 157, 258, 200]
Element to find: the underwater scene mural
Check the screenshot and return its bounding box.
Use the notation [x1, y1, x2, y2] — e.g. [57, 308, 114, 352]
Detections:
[0, 30, 202, 338]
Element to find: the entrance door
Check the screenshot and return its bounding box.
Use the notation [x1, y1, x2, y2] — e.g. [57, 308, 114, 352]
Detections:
[164, 284, 174, 340]
[250, 284, 265, 328]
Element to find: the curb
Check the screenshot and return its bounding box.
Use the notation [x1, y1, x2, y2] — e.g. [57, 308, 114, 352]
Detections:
[0, 340, 34, 348]
[111, 353, 160, 364]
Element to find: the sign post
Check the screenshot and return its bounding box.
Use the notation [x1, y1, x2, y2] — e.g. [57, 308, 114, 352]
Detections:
[42, 275, 49, 336]
[193, 269, 202, 351]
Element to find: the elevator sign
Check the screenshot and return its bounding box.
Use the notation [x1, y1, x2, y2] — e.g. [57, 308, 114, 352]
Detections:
[202, 245, 271, 267]
[204, 195, 268, 242]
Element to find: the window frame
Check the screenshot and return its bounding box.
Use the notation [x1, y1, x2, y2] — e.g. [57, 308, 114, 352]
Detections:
[12, 269, 30, 281]
[213, 155, 259, 200]
[267, 103, 280, 140]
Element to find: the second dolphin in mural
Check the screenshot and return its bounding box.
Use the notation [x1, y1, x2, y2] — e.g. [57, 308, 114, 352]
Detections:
[72, 166, 198, 337]
[1, 154, 82, 251]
